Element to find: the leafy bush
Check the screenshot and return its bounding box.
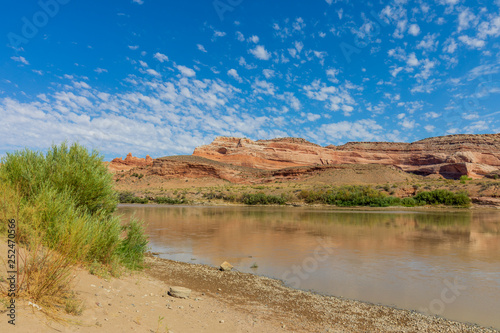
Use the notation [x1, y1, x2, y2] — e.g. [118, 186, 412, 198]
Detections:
[154, 196, 185, 204]
[295, 186, 470, 207]
[0, 143, 117, 215]
[460, 175, 472, 184]
[118, 191, 148, 204]
[116, 218, 149, 270]
[0, 143, 148, 266]
[241, 193, 287, 205]
[414, 189, 470, 206]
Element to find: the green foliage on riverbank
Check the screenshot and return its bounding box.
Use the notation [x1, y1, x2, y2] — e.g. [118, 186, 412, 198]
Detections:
[240, 193, 287, 205]
[298, 186, 470, 207]
[0, 142, 149, 270]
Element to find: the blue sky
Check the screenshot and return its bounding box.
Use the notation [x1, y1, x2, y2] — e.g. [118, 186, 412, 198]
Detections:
[1, 0, 500, 159]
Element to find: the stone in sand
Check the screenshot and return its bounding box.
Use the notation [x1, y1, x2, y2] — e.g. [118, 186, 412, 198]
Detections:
[220, 261, 233, 271]
[168, 286, 191, 299]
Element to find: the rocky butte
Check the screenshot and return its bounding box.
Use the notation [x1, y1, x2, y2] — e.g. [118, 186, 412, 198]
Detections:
[109, 153, 153, 172]
[192, 134, 500, 179]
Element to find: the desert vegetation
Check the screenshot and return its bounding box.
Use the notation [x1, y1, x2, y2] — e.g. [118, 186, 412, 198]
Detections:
[121, 184, 472, 208]
[0, 143, 148, 316]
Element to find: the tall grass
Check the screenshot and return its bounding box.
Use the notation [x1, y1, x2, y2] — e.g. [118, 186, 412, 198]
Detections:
[0, 143, 148, 314]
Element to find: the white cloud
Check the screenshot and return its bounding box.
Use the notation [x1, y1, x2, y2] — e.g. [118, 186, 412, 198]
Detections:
[95, 68, 108, 74]
[249, 45, 271, 60]
[175, 65, 196, 77]
[11, 56, 29, 65]
[464, 120, 489, 132]
[424, 125, 435, 132]
[213, 30, 226, 39]
[154, 52, 168, 62]
[400, 119, 416, 129]
[248, 35, 259, 43]
[319, 119, 384, 142]
[128, 45, 139, 50]
[391, 66, 404, 77]
[139, 60, 148, 68]
[326, 68, 339, 83]
[477, 15, 500, 39]
[408, 24, 421, 36]
[293, 18, 305, 31]
[325, 0, 333, 4]
[407, 53, 419, 66]
[74, 81, 91, 89]
[236, 31, 245, 42]
[263, 69, 275, 79]
[306, 113, 321, 121]
[252, 79, 276, 95]
[132, 0, 144, 4]
[294, 41, 304, 53]
[146, 69, 161, 77]
[443, 38, 457, 53]
[417, 33, 439, 51]
[458, 8, 476, 32]
[458, 35, 485, 49]
[227, 69, 243, 83]
[341, 105, 354, 116]
[424, 111, 440, 119]
[197, 44, 207, 53]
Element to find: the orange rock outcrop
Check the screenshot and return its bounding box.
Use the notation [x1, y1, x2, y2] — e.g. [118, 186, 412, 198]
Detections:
[109, 153, 153, 172]
[193, 134, 500, 179]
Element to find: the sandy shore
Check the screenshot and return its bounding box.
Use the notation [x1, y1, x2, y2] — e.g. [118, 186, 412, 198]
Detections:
[2, 253, 498, 333]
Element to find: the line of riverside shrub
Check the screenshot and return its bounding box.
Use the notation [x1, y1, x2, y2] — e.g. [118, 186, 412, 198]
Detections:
[118, 191, 149, 204]
[154, 196, 186, 204]
[413, 189, 470, 206]
[241, 192, 287, 205]
[298, 186, 470, 207]
[118, 192, 186, 205]
[0, 142, 148, 269]
[201, 191, 286, 205]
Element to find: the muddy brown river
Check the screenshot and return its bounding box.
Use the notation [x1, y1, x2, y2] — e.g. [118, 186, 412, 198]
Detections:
[118, 205, 500, 329]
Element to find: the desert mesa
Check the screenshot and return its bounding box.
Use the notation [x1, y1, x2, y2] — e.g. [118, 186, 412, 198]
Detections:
[111, 133, 500, 180]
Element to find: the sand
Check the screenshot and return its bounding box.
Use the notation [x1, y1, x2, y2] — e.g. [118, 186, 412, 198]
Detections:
[1, 253, 498, 333]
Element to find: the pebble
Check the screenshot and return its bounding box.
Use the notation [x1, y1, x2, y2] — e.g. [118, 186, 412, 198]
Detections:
[220, 261, 233, 271]
[220, 320, 224, 324]
[169, 286, 192, 299]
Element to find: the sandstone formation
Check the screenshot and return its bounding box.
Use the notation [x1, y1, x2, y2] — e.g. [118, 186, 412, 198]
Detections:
[193, 134, 500, 179]
[109, 153, 153, 172]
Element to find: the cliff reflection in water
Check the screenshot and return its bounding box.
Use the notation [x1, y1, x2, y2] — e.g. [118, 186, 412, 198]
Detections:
[118, 205, 500, 329]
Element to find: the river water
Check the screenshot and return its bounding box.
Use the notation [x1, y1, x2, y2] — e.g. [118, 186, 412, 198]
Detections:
[118, 205, 500, 329]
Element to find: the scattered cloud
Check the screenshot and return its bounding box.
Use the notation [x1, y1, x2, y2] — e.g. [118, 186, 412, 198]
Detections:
[408, 24, 421, 36]
[153, 52, 169, 62]
[11, 56, 29, 65]
[227, 69, 243, 83]
[175, 65, 196, 77]
[249, 45, 271, 60]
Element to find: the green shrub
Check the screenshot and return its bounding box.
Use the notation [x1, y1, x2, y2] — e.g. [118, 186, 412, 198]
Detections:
[118, 191, 148, 204]
[0, 143, 148, 267]
[241, 193, 287, 205]
[460, 175, 472, 184]
[0, 143, 117, 215]
[117, 218, 149, 270]
[155, 196, 185, 204]
[401, 197, 417, 207]
[414, 189, 470, 206]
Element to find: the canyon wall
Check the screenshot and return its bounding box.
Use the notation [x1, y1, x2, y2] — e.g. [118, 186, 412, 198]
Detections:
[192, 134, 500, 178]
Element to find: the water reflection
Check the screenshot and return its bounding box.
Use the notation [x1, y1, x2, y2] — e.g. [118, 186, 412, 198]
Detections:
[118, 205, 500, 329]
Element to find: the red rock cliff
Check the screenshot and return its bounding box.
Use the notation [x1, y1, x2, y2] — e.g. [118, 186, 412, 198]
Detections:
[193, 134, 500, 179]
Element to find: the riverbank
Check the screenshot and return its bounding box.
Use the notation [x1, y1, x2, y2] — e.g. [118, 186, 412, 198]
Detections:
[3, 253, 498, 332]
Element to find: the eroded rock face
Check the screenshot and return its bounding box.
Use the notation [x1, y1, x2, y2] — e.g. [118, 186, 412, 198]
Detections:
[109, 153, 154, 172]
[193, 134, 500, 178]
